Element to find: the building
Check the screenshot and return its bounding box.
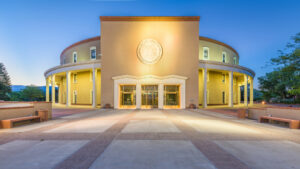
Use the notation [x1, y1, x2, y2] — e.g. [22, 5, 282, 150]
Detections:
[44, 16, 255, 109]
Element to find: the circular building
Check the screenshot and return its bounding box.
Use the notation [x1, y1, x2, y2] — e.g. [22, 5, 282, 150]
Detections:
[44, 16, 255, 109]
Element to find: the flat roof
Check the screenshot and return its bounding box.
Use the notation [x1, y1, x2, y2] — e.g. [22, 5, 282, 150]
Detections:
[100, 16, 200, 21]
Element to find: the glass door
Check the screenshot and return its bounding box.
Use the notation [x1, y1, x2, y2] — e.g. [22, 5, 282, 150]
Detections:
[120, 85, 136, 108]
[141, 85, 158, 108]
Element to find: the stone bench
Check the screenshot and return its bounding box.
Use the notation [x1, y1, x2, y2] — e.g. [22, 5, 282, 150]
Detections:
[259, 116, 300, 129]
[1, 116, 41, 129]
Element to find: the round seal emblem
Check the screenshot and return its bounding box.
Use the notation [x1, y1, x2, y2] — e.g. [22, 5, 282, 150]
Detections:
[137, 39, 162, 64]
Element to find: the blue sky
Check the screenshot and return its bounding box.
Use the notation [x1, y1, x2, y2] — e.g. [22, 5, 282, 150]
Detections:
[0, 0, 299, 89]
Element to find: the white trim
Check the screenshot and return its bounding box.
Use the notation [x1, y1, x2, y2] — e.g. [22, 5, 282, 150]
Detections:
[203, 47, 209, 60]
[199, 60, 255, 78]
[90, 46, 96, 60]
[45, 60, 101, 78]
[113, 75, 187, 109]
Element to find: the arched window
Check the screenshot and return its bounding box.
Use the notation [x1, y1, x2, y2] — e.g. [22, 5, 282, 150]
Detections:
[203, 47, 209, 60]
[73, 52, 77, 63]
[90, 46, 96, 60]
[233, 56, 237, 64]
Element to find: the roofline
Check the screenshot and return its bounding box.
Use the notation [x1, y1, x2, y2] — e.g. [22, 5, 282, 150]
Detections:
[60, 36, 100, 59]
[59, 35, 239, 60]
[100, 16, 200, 22]
[199, 36, 239, 57]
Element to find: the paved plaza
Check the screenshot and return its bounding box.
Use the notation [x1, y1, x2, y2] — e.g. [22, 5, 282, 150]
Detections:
[1, 109, 300, 169]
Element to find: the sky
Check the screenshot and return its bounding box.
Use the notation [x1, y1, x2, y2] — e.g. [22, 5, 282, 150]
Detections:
[0, 0, 299, 89]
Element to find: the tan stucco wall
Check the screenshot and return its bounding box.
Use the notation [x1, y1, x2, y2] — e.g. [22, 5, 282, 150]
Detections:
[199, 40, 239, 64]
[248, 107, 300, 120]
[101, 20, 199, 107]
[60, 40, 101, 65]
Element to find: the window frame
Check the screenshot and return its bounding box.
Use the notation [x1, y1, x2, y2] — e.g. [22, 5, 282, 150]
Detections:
[203, 47, 209, 60]
[222, 52, 226, 63]
[233, 56, 237, 64]
[90, 46, 97, 60]
[73, 51, 77, 63]
[73, 73, 77, 83]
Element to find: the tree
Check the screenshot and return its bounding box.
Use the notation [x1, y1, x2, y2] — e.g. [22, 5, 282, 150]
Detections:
[19, 85, 45, 101]
[0, 63, 11, 100]
[258, 33, 300, 103]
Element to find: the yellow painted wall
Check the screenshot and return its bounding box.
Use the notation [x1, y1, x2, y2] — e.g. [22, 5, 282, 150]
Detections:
[56, 69, 101, 105]
[199, 40, 239, 65]
[199, 69, 240, 105]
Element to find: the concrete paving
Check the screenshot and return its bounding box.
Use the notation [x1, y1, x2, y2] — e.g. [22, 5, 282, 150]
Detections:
[89, 140, 216, 169]
[0, 140, 88, 169]
[0, 108, 300, 169]
[215, 140, 300, 169]
[122, 120, 180, 133]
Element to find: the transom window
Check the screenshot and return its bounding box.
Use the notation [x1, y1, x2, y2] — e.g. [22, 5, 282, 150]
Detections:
[73, 52, 77, 63]
[222, 52, 226, 63]
[203, 47, 209, 60]
[90, 47, 96, 60]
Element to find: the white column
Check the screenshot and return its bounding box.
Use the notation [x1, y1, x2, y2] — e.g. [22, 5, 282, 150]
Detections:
[158, 83, 164, 109]
[92, 68, 97, 108]
[244, 75, 248, 106]
[46, 77, 49, 102]
[228, 71, 233, 107]
[58, 83, 61, 104]
[238, 84, 241, 105]
[136, 83, 141, 109]
[66, 72, 71, 107]
[250, 76, 254, 105]
[203, 68, 207, 108]
[51, 75, 55, 104]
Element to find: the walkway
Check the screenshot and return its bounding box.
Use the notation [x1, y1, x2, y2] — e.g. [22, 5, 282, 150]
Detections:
[0, 109, 300, 169]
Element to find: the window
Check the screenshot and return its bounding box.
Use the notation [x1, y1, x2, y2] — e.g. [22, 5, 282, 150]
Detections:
[73, 52, 77, 63]
[63, 56, 66, 64]
[222, 52, 226, 63]
[73, 74, 77, 83]
[233, 56, 237, 64]
[164, 85, 180, 106]
[222, 74, 225, 83]
[90, 47, 96, 60]
[222, 91, 225, 104]
[73, 90, 77, 104]
[120, 85, 136, 106]
[203, 47, 209, 60]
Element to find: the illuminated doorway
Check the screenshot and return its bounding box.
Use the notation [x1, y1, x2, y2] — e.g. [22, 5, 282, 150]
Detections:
[141, 85, 158, 108]
[164, 85, 180, 108]
[120, 85, 136, 108]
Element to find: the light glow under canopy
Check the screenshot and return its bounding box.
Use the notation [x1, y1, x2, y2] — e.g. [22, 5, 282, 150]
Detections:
[137, 39, 162, 64]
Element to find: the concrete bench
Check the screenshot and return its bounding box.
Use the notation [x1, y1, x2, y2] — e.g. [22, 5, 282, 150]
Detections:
[259, 116, 300, 129]
[1, 116, 41, 129]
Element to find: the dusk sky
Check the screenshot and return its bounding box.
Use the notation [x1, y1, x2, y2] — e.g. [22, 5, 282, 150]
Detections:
[0, 0, 299, 89]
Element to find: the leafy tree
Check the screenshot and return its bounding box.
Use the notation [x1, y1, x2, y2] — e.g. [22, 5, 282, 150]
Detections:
[19, 85, 45, 101]
[258, 33, 300, 103]
[0, 63, 11, 100]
